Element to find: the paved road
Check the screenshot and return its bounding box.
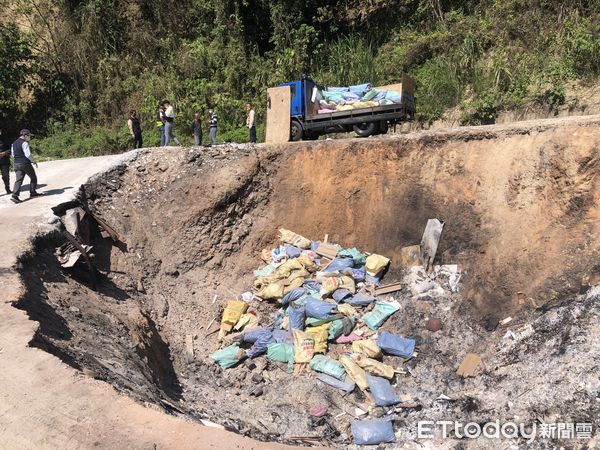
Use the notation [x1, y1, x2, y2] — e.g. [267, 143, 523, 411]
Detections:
[0, 153, 290, 449]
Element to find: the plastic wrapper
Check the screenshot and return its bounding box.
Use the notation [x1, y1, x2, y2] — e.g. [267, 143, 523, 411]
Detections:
[267, 343, 295, 363]
[328, 319, 344, 340]
[309, 355, 346, 380]
[253, 264, 275, 279]
[246, 329, 274, 358]
[366, 373, 401, 406]
[352, 339, 382, 359]
[317, 373, 355, 393]
[221, 300, 248, 330]
[283, 243, 302, 258]
[272, 329, 293, 344]
[336, 332, 361, 344]
[377, 331, 416, 358]
[339, 354, 368, 391]
[278, 228, 311, 249]
[305, 297, 336, 320]
[362, 300, 400, 330]
[305, 322, 331, 353]
[351, 419, 396, 445]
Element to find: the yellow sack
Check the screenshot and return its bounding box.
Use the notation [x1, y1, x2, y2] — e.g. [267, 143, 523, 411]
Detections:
[293, 329, 315, 364]
[339, 354, 368, 391]
[365, 254, 390, 276]
[278, 228, 311, 249]
[276, 258, 304, 277]
[296, 254, 318, 272]
[355, 355, 395, 379]
[283, 277, 304, 295]
[221, 300, 247, 331]
[352, 339, 382, 359]
[253, 273, 285, 290]
[337, 303, 357, 317]
[321, 275, 356, 295]
[234, 313, 259, 331]
[287, 268, 309, 283]
[305, 323, 331, 354]
[255, 279, 286, 300]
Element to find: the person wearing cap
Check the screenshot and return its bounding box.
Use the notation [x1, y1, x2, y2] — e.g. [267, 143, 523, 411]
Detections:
[0, 128, 11, 194]
[10, 129, 43, 204]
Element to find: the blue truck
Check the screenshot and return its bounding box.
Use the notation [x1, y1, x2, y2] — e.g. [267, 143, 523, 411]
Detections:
[268, 75, 416, 142]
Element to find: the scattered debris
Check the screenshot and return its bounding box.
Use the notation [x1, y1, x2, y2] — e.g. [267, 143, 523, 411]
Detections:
[456, 353, 484, 377]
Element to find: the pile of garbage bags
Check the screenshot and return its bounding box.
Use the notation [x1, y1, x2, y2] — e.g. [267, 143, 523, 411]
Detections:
[210, 228, 420, 445]
[317, 83, 402, 114]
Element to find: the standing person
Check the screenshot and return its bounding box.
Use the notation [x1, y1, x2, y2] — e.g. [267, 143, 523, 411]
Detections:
[245, 103, 256, 143]
[191, 112, 202, 146]
[208, 108, 218, 145]
[127, 110, 143, 149]
[156, 103, 166, 147]
[0, 129, 11, 194]
[163, 100, 181, 146]
[11, 129, 43, 204]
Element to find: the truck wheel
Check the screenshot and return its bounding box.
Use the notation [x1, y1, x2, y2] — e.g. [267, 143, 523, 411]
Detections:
[290, 120, 303, 141]
[353, 122, 377, 137]
[378, 121, 389, 135]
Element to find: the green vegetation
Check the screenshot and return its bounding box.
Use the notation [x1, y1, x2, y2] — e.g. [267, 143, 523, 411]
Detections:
[0, 0, 598, 158]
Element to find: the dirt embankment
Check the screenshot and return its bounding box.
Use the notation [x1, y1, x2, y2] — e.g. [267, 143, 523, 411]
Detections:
[14, 117, 600, 447]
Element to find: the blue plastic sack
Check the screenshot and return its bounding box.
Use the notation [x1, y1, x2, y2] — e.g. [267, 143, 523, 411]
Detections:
[272, 329, 293, 344]
[324, 257, 354, 273]
[345, 293, 375, 306]
[332, 288, 352, 303]
[317, 373, 355, 393]
[305, 297, 336, 320]
[377, 331, 416, 358]
[351, 419, 396, 445]
[365, 274, 382, 285]
[246, 329, 274, 358]
[283, 243, 302, 258]
[310, 241, 320, 252]
[303, 279, 322, 292]
[288, 305, 306, 330]
[350, 266, 366, 281]
[243, 327, 272, 343]
[366, 373, 401, 406]
[282, 287, 307, 307]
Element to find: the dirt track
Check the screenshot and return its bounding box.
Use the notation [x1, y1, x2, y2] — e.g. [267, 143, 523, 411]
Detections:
[1, 115, 599, 448]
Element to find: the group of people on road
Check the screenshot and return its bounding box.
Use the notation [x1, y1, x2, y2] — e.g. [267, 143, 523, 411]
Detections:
[127, 101, 256, 149]
[0, 128, 43, 204]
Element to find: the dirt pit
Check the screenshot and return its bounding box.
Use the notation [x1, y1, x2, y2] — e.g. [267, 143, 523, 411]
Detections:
[15, 121, 600, 447]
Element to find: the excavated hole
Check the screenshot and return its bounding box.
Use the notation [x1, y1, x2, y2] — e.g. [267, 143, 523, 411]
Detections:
[14, 133, 600, 447]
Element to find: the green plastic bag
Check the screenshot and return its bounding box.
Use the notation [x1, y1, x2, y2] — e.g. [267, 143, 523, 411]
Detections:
[362, 300, 401, 331]
[338, 247, 366, 266]
[209, 343, 242, 369]
[253, 264, 275, 279]
[309, 355, 347, 380]
[267, 343, 295, 363]
[362, 88, 380, 101]
[328, 319, 344, 340]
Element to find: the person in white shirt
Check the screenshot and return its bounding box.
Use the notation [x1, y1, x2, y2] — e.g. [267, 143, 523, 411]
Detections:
[162, 100, 181, 146]
[245, 103, 256, 143]
[11, 129, 43, 203]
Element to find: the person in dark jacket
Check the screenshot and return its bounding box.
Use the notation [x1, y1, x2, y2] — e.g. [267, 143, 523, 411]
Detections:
[0, 129, 11, 194]
[11, 129, 43, 203]
[127, 110, 143, 149]
[191, 112, 202, 146]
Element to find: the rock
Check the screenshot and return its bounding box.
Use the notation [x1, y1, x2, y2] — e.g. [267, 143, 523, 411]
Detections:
[426, 318, 442, 332]
[250, 372, 264, 384]
[483, 316, 499, 331]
